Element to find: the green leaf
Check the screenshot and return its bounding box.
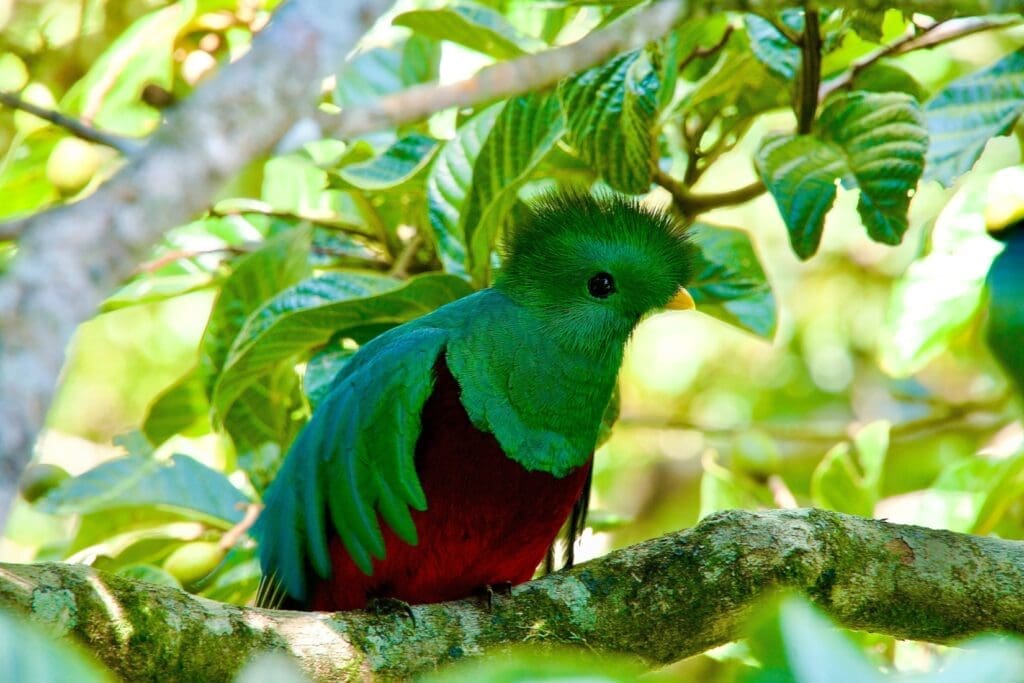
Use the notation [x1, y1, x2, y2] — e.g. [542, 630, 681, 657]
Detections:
[699, 452, 760, 520]
[37, 454, 249, 527]
[851, 61, 926, 101]
[260, 155, 331, 216]
[199, 228, 312, 450]
[393, 2, 543, 59]
[925, 48, 1024, 188]
[881, 171, 1004, 375]
[0, 611, 114, 682]
[462, 92, 565, 284]
[213, 273, 473, 418]
[559, 49, 660, 194]
[62, 1, 196, 135]
[746, 596, 886, 683]
[427, 104, 503, 276]
[745, 13, 801, 80]
[337, 134, 440, 190]
[0, 129, 59, 219]
[117, 564, 184, 590]
[142, 367, 209, 446]
[688, 223, 777, 338]
[756, 91, 927, 259]
[810, 421, 889, 517]
[334, 36, 440, 108]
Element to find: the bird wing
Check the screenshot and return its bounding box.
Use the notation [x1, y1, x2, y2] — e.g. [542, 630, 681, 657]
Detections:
[256, 325, 448, 602]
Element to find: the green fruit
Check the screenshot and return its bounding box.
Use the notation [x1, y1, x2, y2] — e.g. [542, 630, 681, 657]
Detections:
[13, 83, 56, 135]
[162, 542, 226, 587]
[18, 463, 71, 503]
[46, 138, 101, 193]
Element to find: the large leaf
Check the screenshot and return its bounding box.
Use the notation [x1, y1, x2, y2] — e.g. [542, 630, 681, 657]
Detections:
[559, 49, 660, 194]
[688, 223, 776, 338]
[337, 134, 440, 190]
[199, 228, 312, 450]
[756, 91, 927, 259]
[37, 454, 248, 527]
[334, 35, 441, 108]
[745, 12, 802, 80]
[393, 2, 543, 59]
[925, 48, 1024, 188]
[462, 92, 565, 284]
[142, 367, 209, 446]
[427, 104, 503, 276]
[213, 272, 473, 418]
[811, 421, 890, 517]
[881, 171, 1005, 376]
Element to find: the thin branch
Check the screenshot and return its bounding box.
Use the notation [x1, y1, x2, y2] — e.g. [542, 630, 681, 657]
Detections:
[678, 24, 735, 73]
[819, 15, 1023, 101]
[317, 0, 700, 140]
[208, 203, 376, 239]
[654, 168, 766, 216]
[388, 231, 424, 279]
[796, 9, 822, 134]
[3, 510, 1024, 681]
[0, 91, 142, 155]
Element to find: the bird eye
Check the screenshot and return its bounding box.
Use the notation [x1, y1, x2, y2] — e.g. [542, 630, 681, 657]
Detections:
[587, 272, 616, 299]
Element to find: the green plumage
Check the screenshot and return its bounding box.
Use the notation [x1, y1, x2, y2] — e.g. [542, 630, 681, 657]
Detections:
[258, 192, 696, 601]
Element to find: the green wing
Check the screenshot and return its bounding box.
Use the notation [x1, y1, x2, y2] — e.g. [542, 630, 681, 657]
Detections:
[257, 326, 448, 601]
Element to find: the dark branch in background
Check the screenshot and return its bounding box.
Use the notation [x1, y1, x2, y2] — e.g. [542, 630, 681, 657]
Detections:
[678, 24, 735, 72]
[796, 8, 821, 134]
[819, 15, 1023, 101]
[2, 510, 1024, 682]
[0, 91, 142, 155]
[654, 168, 766, 217]
[388, 231, 424, 279]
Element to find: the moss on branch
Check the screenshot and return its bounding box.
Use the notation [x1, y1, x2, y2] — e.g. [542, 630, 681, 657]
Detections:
[2, 509, 1023, 681]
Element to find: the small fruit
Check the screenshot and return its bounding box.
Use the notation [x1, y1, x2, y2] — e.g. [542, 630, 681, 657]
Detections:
[46, 137, 101, 194]
[18, 463, 71, 503]
[162, 541, 226, 587]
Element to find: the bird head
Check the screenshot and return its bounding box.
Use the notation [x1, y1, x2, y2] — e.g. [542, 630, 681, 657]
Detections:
[496, 191, 697, 357]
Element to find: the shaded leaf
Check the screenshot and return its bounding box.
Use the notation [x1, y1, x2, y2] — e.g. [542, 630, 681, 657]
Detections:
[303, 343, 358, 409]
[559, 49, 660, 194]
[811, 421, 889, 517]
[38, 454, 248, 527]
[756, 91, 927, 259]
[925, 48, 1024, 187]
[745, 13, 801, 80]
[142, 367, 209, 447]
[214, 273, 473, 418]
[688, 223, 776, 338]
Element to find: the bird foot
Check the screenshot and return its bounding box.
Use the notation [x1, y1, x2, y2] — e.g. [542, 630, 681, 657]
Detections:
[481, 582, 514, 609]
[366, 596, 416, 624]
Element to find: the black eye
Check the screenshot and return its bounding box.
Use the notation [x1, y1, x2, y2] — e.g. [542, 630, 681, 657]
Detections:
[587, 272, 616, 299]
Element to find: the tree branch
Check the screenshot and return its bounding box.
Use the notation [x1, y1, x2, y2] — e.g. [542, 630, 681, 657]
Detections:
[1, 509, 1022, 681]
[796, 8, 822, 134]
[654, 168, 766, 216]
[0, 91, 143, 155]
[818, 15, 1023, 101]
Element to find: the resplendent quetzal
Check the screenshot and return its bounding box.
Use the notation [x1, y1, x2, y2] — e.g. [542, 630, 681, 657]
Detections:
[256, 191, 697, 611]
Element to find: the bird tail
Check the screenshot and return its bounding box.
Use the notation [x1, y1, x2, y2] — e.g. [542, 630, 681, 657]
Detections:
[255, 571, 289, 610]
[544, 465, 592, 573]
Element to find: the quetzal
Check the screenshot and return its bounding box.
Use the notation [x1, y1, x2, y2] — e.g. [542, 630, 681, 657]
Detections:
[255, 192, 697, 611]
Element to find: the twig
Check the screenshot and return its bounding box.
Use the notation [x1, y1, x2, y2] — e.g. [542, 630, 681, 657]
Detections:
[134, 246, 246, 274]
[678, 24, 735, 73]
[819, 15, 1022, 101]
[654, 168, 765, 216]
[388, 231, 424, 279]
[796, 9, 821, 134]
[317, 0, 697, 140]
[219, 503, 264, 550]
[0, 91, 142, 155]
[209, 203, 376, 239]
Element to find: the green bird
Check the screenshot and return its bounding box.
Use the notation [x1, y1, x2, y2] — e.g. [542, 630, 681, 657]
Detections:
[256, 191, 697, 611]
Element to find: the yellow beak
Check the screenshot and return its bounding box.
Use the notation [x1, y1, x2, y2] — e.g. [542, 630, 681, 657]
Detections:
[666, 287, 696, 311]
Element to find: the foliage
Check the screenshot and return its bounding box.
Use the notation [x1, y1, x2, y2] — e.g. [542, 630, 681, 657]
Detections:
[2, 0, 1024, 680]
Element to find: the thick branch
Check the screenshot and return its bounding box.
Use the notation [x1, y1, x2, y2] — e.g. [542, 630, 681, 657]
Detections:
[2, 509, 1022, 681]
[654, 168, 766, 216]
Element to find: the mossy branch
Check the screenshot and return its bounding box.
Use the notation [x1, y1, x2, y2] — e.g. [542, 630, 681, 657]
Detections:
[2, 509, 1023, 681]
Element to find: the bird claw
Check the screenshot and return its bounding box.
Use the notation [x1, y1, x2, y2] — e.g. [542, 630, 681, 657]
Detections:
[482, 582, 514, 609]
[366, 596, 416, 624]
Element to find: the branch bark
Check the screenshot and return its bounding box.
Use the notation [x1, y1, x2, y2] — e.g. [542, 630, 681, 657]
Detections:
[2, 509, 1023, 681]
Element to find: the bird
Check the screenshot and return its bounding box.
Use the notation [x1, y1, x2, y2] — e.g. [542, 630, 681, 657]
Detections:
[985, 215, 1024, 395]
[255, 191, 698, 611]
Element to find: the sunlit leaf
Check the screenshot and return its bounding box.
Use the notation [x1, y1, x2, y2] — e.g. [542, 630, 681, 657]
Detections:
[337, 134, 440, 190]
[393, 2, 543, 59]
[745, 13, 802, 80]
[925, 48, 1024, 188]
